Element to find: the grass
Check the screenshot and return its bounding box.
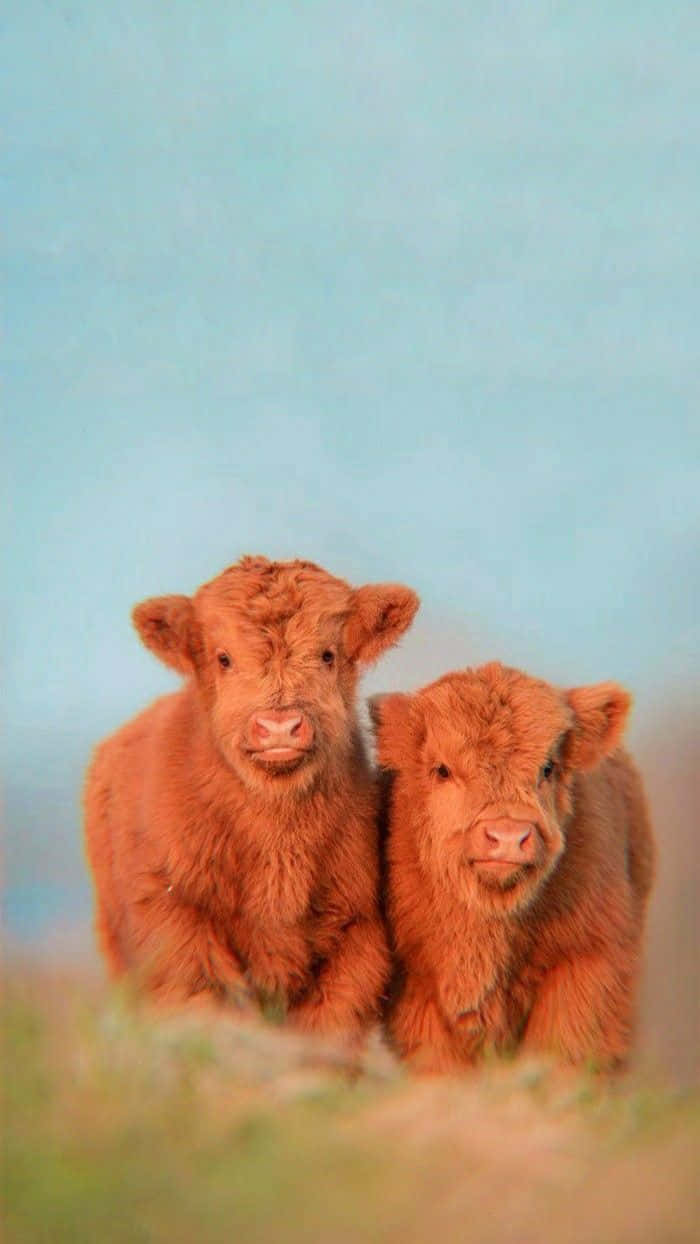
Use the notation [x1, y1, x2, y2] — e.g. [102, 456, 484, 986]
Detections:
[2, 963, 699, 1244]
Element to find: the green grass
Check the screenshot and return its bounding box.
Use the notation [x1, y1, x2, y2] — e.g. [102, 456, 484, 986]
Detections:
[3, 965, 699, 1244]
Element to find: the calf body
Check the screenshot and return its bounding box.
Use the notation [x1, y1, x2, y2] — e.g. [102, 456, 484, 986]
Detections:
[373, 663, 655, 1070]
[84, 556, 418, 1036]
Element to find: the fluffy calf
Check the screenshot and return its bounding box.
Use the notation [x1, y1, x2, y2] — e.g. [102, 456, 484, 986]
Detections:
[372, 662, 655, 1070]
[84, 556, 418, 1036]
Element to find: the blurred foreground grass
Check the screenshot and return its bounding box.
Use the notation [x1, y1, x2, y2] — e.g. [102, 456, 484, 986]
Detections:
[2, 963, 698, 1244]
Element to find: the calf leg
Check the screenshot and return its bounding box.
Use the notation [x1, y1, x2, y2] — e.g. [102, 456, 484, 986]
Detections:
[94, 904, 129, 980]
[83, 753, 129, 978]
[522, 948, 638, 1067]
[389, 976, 481, 1073]
[124, 883, 253, 1010]
[291, 915, 390, 1038]
[238, 924, 312, 1005]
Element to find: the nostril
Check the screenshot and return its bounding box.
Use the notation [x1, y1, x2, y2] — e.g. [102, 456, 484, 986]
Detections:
[479, 819, 537, 855]
[253, 713, 309, 743]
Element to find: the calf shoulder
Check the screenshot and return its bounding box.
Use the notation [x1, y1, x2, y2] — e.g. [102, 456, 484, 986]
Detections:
[524, 748, 654, 965]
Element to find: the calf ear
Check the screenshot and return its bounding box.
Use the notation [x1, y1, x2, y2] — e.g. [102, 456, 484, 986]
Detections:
[368, 692, 416, 770]
[132, 594, 197, 675]
[563, 682, 631, 772]
[343, 583, 419, 665]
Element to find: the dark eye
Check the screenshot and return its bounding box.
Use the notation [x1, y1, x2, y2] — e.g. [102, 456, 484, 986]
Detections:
[321, 649, 335, 666]
[435, 764, 451, 780]
[540, 758, 555, 783]
[217, 651, 232, 670]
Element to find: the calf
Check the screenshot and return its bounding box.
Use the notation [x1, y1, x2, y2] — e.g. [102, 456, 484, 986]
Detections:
[372, 662, 655, 1070]
[84, 556, 418, 1036]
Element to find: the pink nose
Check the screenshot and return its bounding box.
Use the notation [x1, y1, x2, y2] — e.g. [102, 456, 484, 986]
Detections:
[476, 819, 536, 862]
[248, 709, 314, 751]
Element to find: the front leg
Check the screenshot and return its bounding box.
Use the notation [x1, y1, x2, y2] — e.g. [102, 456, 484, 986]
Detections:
[522, 949, 637, 1067]
[128, 886, 252, 1011]
[242, 924, 313, 1010]
[389, 975, 481, 1073]
[290, 914, 390, 1039]
[434, 940, 527, 1055]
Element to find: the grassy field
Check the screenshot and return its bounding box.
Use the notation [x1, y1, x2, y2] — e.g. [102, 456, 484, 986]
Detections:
[3, 962, 698, 1244]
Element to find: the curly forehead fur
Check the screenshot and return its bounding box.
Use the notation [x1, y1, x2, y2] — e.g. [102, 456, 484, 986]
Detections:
[196, 556, 351, 630]
[420, 663, 573, 776]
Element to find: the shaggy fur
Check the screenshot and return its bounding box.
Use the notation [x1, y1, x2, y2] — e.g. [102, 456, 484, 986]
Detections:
[84, 556, 419, 1036]
[372, 663, 655, 1071]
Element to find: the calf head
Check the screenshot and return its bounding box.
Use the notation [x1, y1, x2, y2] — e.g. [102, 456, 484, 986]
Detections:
[372, 662, 630, 915]
[133, 556, 418, 796]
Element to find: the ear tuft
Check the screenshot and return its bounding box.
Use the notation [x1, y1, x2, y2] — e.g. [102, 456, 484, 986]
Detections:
[563, 682, 631, 772]
[369, 691, 417, 771]
[344, 583, 419, 665]
[132, 594, 196, 675]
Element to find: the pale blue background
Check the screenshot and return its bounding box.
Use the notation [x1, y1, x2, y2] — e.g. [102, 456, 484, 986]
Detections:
[3, 2, 699, 945]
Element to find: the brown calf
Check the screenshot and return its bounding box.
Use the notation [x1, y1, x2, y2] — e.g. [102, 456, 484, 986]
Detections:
[84, 556, 418, 1036]
[372, 662, 655, 1070]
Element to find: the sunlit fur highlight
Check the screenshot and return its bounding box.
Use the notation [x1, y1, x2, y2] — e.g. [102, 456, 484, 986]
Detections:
[373, 662, 656, 1071]
[84, 556, 418, 1037]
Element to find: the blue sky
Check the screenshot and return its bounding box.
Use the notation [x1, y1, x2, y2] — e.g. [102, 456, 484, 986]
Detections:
[3, 2, 699, 939]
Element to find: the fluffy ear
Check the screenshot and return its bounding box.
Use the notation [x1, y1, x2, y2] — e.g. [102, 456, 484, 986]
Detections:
[563, 682, 631, 772]
[343, 583, 419, 665]
[368, 692, 417, 771]
[132, 594, 197, 675]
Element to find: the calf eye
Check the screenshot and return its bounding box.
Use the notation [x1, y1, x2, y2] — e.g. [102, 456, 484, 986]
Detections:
[217, 651, 232, 670]
[321, 649, 335, 666]
[435, 764, 451, 780]
[540, 758, 555, 782]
